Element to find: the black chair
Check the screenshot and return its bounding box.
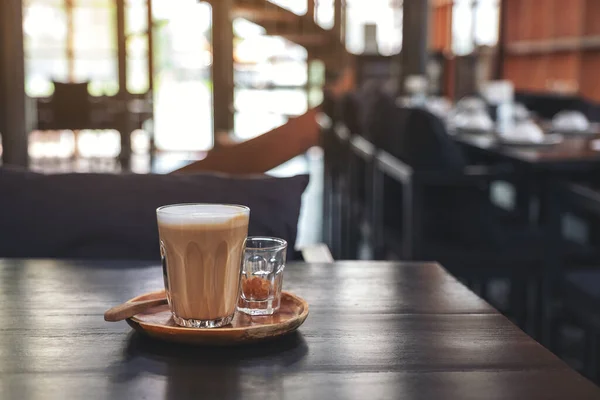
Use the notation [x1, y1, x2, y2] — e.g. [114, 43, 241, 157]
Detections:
[320, 95, 336, 253]
[324, 86, 395, 260]
[49, 81, 92, 129]
[370, 104, 555, 333]
[321, 93, 353, 259]
[358, 90, 407, 259]
[559, 269, 600, 383]
[559, 180, 600, 267]
[338, 88, 400, 259]
[515, 92, 600, 122]
[550, 182, 600, 383]
[340, 92, 378, 259]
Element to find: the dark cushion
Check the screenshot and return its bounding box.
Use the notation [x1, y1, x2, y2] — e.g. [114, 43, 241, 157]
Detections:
[0, 168, 309, 260]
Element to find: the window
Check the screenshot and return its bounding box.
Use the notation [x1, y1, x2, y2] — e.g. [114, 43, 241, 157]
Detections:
[345, 0, 402, 56]
[452, 0, 475, 55]
[233, 16, 308, 141]
[474, 0, 500, 47]
[24, 0, 118, 96]
[73, 1, 118, 95]
[315, 0, 334, 30]
[23, 0, 155, 97]
[152, 0, 213, 151]
[452, 0, 500, 55]
[23, 0, 69, 96]
[126, 0, 150, 94]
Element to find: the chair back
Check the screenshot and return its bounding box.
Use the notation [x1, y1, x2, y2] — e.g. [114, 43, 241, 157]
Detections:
[362, 90, 406, 153]
[396, 107, 467, 172]
[50, 81, 91, 129]
[362, 92, 409, 241]
[515, 92, 600, 122]
[339, 93, 361, 135]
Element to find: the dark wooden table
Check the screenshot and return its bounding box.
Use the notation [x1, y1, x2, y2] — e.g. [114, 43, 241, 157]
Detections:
[454, 133, 600, 223]
[454, 133, 600, 169]
[2, 259, 599, 400]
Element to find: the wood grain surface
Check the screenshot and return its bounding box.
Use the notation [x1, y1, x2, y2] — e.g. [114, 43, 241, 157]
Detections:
[0, 259, 599, 400]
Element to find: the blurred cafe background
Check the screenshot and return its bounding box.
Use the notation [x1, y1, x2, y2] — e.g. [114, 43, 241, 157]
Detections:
[4, 0, 600, 386]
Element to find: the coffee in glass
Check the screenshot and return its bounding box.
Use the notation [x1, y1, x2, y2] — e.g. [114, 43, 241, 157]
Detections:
[157, 204, 249, 328]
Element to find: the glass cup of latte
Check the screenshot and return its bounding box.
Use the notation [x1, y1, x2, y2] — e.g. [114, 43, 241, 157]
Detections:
[156, 204, 249, 328]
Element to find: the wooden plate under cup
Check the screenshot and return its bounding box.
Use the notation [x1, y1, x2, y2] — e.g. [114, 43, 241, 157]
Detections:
[126, 290, 309, 346]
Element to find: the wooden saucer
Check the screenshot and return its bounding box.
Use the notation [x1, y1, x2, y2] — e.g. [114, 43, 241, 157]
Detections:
[125, 290, 309, 346]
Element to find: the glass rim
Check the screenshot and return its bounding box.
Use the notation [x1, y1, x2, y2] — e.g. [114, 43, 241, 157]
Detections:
[245, 236, 287, 251]
[156, 203, 250, 215]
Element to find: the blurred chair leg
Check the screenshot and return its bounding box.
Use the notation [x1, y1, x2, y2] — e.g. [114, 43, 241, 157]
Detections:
[333, 174, 346, 260]
[346, 153, 365, 260]
[514, 171, 533, 224]
[371, 164, 385, 260]
[536, 275, 554, 347]
[584, 329, 599, 380]
[362, 159, 375, 259]
[479, 281, 489, 301]
[343, 160, 354, 259]
[331, 178, 340, 259]
[322, 161, 333, 247]
[510, 278, 528, 330]
[149, 130, 156, 170]
[340, 176, 350, 259]
[539, 184, 563, 347]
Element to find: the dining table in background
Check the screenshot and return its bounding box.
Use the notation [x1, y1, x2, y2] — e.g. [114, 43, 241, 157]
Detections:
[453, 133, 600, 224]
[454, 133, 600, 168]
[1, 259, 600, 399]
[35, 94, 154, 170]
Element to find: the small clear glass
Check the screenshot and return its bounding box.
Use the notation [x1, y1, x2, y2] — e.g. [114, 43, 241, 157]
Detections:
[237, 237, 287, 316]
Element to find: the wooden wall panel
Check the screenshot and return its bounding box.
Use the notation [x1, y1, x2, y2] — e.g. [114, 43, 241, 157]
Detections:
[503, 56, 525, 90]
[584, 0, 600, 36]
[528, 55, 549, 92]
[580, 52, 600, 101]
[512, 56, 547, 92]
[504, 54, 580, 94]
[553, 0, 585, 38]
[501, 0, 600, 101]
[519, 0, 536, 41]
[549, 53, 580, 82]
[546, 52, 581, 94]
[531, 0, 554, 40]
[504, 0, 521, 43]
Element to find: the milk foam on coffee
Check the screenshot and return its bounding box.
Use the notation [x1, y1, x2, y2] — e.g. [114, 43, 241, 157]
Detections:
[157, 204, 249, 323]
[157, 204, 248, 225]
